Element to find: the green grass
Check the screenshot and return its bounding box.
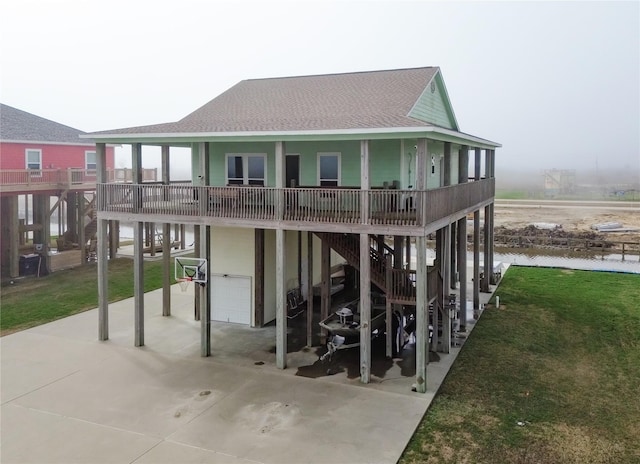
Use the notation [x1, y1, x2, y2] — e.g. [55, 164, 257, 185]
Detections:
[400, 267, 640, 464]
[0, 257, 177, 335]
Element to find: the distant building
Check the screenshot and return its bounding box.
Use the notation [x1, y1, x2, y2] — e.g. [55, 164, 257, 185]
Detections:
[543, 169, 576, 195]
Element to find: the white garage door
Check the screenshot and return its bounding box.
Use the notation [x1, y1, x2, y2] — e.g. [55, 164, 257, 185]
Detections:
[211, 275, 251, 325]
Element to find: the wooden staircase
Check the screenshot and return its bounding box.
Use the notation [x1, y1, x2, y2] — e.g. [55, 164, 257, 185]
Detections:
[314, 232, 436, 305]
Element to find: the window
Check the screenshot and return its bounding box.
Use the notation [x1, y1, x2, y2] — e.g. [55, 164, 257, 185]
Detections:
[226, 154, 266, 186]
[318, 153, 340, 186]
[25, 149, 42, 176]
[85, 151, 97, 170]
[25, 149, 42, 170]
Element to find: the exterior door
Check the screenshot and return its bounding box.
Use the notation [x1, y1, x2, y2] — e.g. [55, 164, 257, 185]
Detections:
[286, 154, 300, 187]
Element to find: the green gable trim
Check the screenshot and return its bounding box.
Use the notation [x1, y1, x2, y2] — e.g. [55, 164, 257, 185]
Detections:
[408, 72, 458, 130]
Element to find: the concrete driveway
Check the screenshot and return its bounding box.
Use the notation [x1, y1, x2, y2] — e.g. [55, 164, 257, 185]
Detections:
[1, 278, 497, 464]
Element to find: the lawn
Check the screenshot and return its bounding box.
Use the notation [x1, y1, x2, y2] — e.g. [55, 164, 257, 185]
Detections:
[400, 267, 640, 464]
[0, 257, 176, 336]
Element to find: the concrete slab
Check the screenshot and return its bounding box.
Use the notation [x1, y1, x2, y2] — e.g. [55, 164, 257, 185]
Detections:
[1, 262, 505, 464]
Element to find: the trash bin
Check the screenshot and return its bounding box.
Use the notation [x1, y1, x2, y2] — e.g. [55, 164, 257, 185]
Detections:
[19, 254, 41, 276]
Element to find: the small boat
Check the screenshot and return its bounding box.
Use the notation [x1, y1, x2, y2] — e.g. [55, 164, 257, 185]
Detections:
[319, 299, 387, 361]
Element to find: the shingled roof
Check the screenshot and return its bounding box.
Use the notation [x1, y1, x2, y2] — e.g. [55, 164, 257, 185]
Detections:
[0, 104, 91, 144]
[91, 67, 445, 136]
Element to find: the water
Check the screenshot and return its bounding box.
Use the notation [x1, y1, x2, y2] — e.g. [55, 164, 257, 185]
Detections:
[411, 245, 639, 274]
[493, 247, 639, 274]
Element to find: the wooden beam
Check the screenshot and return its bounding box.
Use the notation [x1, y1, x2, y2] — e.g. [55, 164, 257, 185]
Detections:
[162, 223, 171, 316]
[457, 217, 467, 332]
[415, 234, 428, 393]
[443, 142, 451, 186]
[482, 205, 491, 293]
[255, 229, 265, 327]
[306, 231, 314, 347]
[320, 238, 331, 343]
[276, 228, 287, 368]
[98, 218, 109, 340]
[134, 221, 144, 347]
[359, 233, 371, 384]
[193, 225, 200, 321]
[360, 140, 370, 224]
[441, 225, 451, 353]
[385, 254, 393, 358]
[200, 224, 211, 356]
[473, 210, 480, 313]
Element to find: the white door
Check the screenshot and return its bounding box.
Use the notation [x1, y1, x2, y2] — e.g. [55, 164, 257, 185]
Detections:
[212, 275, 251, 324]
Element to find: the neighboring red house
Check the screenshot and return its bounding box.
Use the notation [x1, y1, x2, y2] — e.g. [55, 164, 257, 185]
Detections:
[0, 103, 115, 278]
[0, 103, 115, 172]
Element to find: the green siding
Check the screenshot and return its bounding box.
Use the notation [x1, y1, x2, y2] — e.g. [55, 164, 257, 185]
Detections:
[408, 74, 457, 130]
[369, 139, 401, 187]
[201, 139, 453, 188]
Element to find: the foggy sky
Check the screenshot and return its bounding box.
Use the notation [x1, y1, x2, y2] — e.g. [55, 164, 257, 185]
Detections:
[1, 0, 638, 175]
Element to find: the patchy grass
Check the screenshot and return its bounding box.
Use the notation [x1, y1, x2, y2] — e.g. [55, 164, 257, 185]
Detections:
[400, 267, 640, 464]
[0, 257, 178, 336]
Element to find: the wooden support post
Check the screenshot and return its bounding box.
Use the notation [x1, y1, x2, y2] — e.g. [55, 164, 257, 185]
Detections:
[443, 142, 451, 186]
[320, 238, 330, 343]
[98, 219, 109, 340]
[255, 229, 265, 327]
[150, 222, 156, 256]
[73, 194, 84, 265]
[385, 254, 393, 358]
[489, 202, 496, 285]
[360, 140, 370, 224]
[416, 139, 427, 225]
[482, 205, 491, 292]
[359, 233, 371, 383]
[393, 235, 403, 270]
[2, 197, 20, 278]
[306, 231, 314, 347]
[442, 225, 451, 353]
[276, 228, 287, 369]
[405, 236, 411, 269]
[162, 223, 171, 316]
[457, 217, 467, 332]
[415, 235, 428, 393]
[473, 210, 480, 314]
[200, 225, 211, 356]
[450, 221, 457, 289]
[134, 221, 144, 347]
[193, 225, 200, 321]
[275, 141, 285, 219]
[95, 143, 109, 340]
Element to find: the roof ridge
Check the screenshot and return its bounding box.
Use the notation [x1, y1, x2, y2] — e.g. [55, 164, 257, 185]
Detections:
[243, 66, 438, 82]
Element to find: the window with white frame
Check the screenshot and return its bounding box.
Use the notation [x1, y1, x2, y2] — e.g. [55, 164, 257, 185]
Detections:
[25, 149, 42, 170]
[226, 154, 266, 185]
[85, 150, 97, 170]
[318, 153, 340, 186]
[25, 149, 42, 177]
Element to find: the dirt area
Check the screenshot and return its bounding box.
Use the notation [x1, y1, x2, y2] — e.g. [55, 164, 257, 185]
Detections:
[494, 204, 640, 244]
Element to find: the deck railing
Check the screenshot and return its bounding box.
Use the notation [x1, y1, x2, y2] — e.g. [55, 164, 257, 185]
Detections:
[0, 168, 158, 192]
[97, 179, 494, 227]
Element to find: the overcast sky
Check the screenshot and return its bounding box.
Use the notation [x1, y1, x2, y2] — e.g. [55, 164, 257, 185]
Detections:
[1, 0, 638, 176]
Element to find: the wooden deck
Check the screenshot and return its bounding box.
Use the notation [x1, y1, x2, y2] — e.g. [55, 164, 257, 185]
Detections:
[96, 180, 495, 235]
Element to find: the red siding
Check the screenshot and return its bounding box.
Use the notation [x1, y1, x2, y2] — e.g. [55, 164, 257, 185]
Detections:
[0, 142, 114, 170]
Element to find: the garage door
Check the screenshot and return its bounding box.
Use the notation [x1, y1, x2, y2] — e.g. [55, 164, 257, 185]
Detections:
[211, 275, 251, 324]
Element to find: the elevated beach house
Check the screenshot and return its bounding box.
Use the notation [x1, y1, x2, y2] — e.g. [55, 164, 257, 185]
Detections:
[85, 67, 500, 392]
[0, 104, 115, 277]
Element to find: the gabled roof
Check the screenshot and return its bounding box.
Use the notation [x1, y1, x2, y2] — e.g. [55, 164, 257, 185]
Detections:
[91, 67, 449, 135]
[85, 67, 500, 148]
[0, 103, 90, 145]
